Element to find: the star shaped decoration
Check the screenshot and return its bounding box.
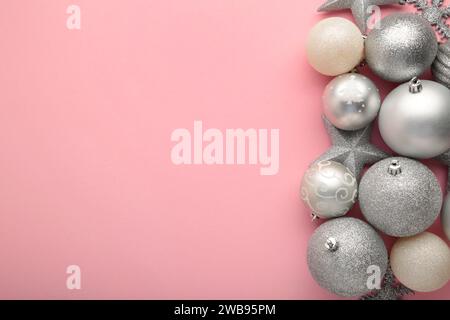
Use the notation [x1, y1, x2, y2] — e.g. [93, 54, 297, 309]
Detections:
[314, 116, 390, 179]
[361, 265, 414, 300]
[318, 0, 401, 33]
[435, 149, 450, 191]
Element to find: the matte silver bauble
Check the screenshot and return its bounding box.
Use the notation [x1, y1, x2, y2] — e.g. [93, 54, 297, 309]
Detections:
[365, 13, 438, 83]
[360, 157, 442, 237]
[443, 194, 450, 241]
[378, 79, 450, 159]
[323, 73, 381, 131]
[307, 217, 388, 297]
[300, 160, 357, 220]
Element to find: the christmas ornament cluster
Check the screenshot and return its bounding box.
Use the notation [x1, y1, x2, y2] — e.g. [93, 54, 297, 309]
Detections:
[301, 0, 450, 299]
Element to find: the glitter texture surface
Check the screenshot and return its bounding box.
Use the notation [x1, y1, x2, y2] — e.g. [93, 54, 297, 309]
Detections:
[366, 13, 438, 82]
[403, 0, 450, 39]
[307, 17, 364, 76]
[361, 265, 414, 300]
[360, 157, 442, 237]
[307, 217, 388, 297]
[314, 116, 389, 179]
[435, 149, 450, 191]
[317, 0, 401, 33]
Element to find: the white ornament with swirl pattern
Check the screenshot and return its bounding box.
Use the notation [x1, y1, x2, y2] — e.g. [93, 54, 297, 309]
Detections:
[300, 160, 358, 220]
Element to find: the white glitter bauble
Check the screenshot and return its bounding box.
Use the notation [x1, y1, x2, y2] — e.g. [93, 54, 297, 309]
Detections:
[443, 194, 450, 241]
[307, 217, 388, 297]
[359, 157, 442, 237]
[365, 13, 438, 83]
[323, 74, 381, 131]
[391, 232, 450, 293]
[307, 18, 364, 76]
[378, 79, 450, 159]
[300, 160, 357, 219]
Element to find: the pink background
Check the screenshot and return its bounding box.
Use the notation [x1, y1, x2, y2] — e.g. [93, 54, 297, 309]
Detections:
[0, 0, 448, 300]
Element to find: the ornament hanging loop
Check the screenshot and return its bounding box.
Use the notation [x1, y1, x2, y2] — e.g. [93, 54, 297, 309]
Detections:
[325, 237, 339, 252]
[409, 77, 423, 94]
[388, 159, 402, 176]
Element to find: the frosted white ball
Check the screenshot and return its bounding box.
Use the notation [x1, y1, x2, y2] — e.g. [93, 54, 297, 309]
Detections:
[307, 18, 364, 76]
[391, 232, 450, 293]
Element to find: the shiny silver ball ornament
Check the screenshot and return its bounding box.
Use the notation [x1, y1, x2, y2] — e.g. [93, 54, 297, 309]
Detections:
[360, 157, 442, 237]
[379, 79, 450, 159]
[307, 217, 388, 297]
[300, 160, 358, 220]
[323, 74, 381, 131]
[365, 13, 438, 83]
[443, 194, 450, 241]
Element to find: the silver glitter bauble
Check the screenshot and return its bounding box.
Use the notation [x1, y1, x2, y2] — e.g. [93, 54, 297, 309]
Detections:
[443, 193, 450, 241]
[307, 217, 388, 297]
[300, 160, 357, 220]
[360, 157, 442, 237]
[432, 41, 450, 88]
[378, 79, 450, 159]
[323, 73, 381, 131]
[365, 13, 438, 83]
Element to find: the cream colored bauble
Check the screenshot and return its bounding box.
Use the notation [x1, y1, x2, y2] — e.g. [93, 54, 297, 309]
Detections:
[307, 17, 364, 76]
[391, 232, 450, 293]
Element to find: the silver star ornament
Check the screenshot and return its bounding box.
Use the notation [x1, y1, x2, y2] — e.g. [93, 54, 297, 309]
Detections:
[314, 116, 389, 179]
[318, 0, 401, 33]
[435, 149, 450, 191]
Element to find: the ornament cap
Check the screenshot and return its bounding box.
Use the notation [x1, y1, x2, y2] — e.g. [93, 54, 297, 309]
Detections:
[325, 237, 339, 252]
[388, 159, 402, 176]
[409, 77, 423, 93]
